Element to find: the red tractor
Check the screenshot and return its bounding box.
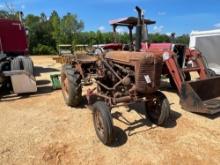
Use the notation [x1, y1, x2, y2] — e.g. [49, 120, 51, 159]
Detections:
[108, 7, 220, 114]
[0, 18, 36, 94]
[60, 6, 171, 145]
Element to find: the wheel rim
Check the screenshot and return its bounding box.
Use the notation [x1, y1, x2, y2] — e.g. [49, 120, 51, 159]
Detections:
[147, 98, 162, 121]
[94, 110, 105, 140]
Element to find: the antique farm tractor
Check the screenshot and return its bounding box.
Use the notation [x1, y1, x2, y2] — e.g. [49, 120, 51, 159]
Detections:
[61, 7, 171, 145]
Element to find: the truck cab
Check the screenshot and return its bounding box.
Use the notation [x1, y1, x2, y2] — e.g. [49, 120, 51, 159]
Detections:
[0, 19, 28, 56]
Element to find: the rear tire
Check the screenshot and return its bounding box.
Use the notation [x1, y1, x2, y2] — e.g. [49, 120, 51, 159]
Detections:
[207, 69, 216, 77]
[61, 64, 82, 107]
[146, 91, 170, 126]
[93, 101, 113, 145]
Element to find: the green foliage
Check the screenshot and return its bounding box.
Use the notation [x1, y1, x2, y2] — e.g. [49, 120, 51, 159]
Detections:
[175, 34, 190, 45]
[0, 10, 20, 20]
[24, 11, 84, 54]
[32, 44, 56, 55]
[148, 33, 171, 43]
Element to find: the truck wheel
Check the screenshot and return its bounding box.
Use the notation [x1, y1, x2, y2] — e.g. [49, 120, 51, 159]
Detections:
[21, 57, 34, 75]
[11, 57, 22, 70]
[11, 56, 34, 75]
[61, 64, 82, 107]
[146, 91, 170, 126]
[93, 101, 113, 145]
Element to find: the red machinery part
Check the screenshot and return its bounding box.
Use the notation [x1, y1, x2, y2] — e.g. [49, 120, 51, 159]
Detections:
[0, 19, 28, 55]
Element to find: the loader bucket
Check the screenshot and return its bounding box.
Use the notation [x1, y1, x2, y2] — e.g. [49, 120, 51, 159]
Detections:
[180, 76, 220, 114]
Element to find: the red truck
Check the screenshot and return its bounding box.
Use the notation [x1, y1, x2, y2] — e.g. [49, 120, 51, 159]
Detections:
[0, 18, 36, 94]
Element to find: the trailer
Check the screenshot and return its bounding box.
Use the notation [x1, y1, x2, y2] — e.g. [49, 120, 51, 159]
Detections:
[190, 29, 220, 75]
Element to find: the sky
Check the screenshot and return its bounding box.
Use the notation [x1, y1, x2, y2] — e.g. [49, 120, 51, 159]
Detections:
[0, 0, 220, 35]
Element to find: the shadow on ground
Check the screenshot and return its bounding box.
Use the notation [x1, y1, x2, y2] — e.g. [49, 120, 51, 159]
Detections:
[110, 126, 128, 147]
[0, 85, 55, 102]
[194, 111, 220, 120]
[36, 80, 51, 86]
[112, 102, 181, 137]
[34, 66, 60, 77]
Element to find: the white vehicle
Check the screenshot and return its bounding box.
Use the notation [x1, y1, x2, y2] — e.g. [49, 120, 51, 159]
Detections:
[190, 29, 220, 75]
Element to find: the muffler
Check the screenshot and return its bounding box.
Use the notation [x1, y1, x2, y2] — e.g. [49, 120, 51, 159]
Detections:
[180, 76, 220, 114]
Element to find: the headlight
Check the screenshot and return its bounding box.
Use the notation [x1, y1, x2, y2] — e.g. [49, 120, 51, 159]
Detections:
[162, 52, 170, 61]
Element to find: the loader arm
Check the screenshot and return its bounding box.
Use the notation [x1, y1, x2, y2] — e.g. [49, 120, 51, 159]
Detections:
[164, 53, 185, 93]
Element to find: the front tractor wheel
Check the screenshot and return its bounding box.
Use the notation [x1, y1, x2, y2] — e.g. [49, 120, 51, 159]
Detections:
[61, 65, 82, 107]
[146, 91, 170, 125]
[93, 101, 113, 145]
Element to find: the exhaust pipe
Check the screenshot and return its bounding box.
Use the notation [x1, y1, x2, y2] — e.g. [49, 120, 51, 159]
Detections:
[135, 6, 142, 52]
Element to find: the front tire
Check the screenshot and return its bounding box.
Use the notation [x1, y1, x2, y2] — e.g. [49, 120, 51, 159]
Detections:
[61, 64, 82, 107]
[93, 101, 113, 145]
[11, 56, 34, 75]
[146, 91, 170, 125]
[22, 57, 34, 75]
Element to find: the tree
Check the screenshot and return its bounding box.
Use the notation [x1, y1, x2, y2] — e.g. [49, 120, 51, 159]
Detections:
[24, 11, 85, 54]
[49, 11, 61, 46]
[0, 10, 20, 20]
[175, 34, 190, 45]
[60, 13, 84, 44]
[149, 33, 171, 43]
[25, 14, 56, 54]
[40, 13, 47, 22]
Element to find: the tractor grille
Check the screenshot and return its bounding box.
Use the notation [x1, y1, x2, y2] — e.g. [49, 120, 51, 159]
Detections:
[135, 55, 163, 94]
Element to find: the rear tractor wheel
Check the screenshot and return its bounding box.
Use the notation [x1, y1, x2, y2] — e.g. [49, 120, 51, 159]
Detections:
[61, 64, 82, 107]
[146, 91, 170, 125]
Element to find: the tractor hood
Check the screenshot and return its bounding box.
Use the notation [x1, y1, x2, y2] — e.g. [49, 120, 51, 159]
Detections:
[105, 51, 163, 65]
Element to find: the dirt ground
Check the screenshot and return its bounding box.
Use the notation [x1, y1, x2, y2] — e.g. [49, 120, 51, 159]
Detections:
[0, 56, 220, 165]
